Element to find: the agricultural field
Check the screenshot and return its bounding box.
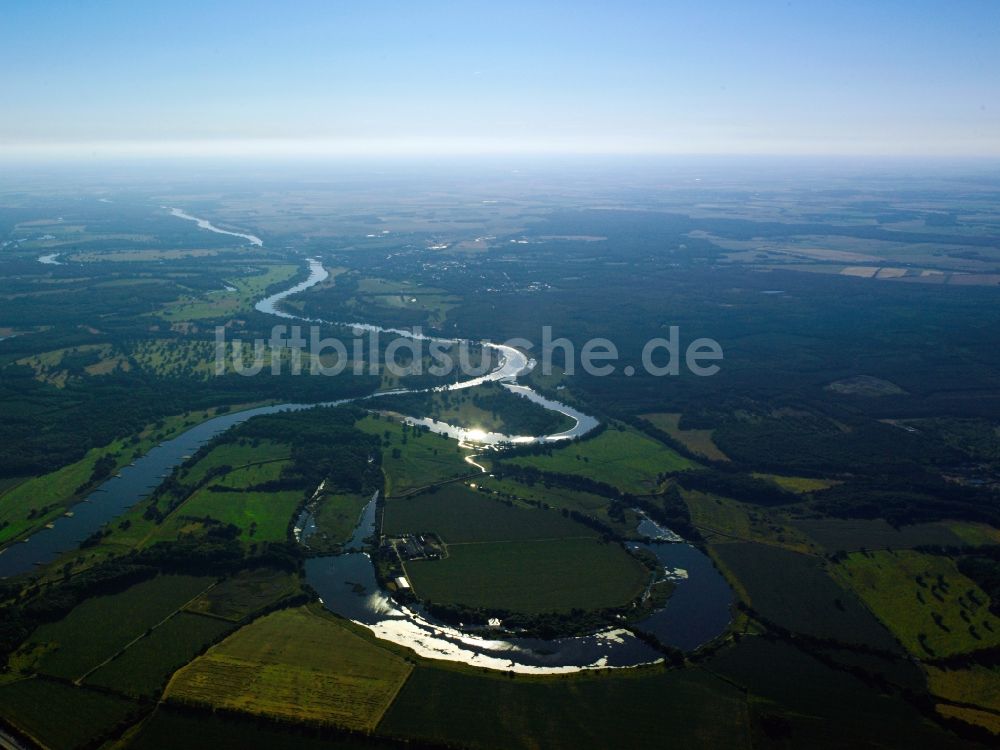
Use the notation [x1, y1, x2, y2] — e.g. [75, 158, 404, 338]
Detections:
[510, 426, 695, 494]
[124, 706, 402, 750]
[165, 606, 413, 731]
[791, 517, 966, 552]
[12, 575, 214, 681]
[357, 415, 471, 496]
[947, 521, 1000, 547]
[476, 474, 635, 535]
[0, 678, 141, 750]
[711, 543, 901, 651]
[926, 663, 1000, 723]
[86, 612, 234, 697]
[830, 550, 1000, 658]
[936, 705, 1000, 736]
[405, 538, 648, 614]
[383, 482, 595, 543]
[8, 217, 153, 250]
[179, 439, 290, 487]
[707, 637, 967, 749]
[683, 490, 815, 552]
[641, 412, 729, 461]
[378, 665, 750, 749]
[183, 568, 300, 622]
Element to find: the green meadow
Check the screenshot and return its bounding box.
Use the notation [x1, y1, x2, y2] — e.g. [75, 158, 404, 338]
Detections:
[511, 426, 695, 494]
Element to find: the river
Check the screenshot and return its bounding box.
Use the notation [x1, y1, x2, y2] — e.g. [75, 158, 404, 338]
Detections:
[167, 207, 264, 246]
[8, 209, 734, 672]
[255, 257, 598, 445]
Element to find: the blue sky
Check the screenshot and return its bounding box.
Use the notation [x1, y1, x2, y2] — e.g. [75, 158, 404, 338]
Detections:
[1, 1, 998, 157]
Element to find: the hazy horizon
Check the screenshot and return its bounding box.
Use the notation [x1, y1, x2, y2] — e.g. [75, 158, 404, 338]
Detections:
[2, 1, 998, 160]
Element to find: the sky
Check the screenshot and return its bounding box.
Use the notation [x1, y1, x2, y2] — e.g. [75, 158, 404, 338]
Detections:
[1, 1, 998, 158]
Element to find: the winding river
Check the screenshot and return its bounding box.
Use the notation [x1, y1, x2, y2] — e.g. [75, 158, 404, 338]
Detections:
[7, 210, 734, 673]
[255, 257, 598, 445]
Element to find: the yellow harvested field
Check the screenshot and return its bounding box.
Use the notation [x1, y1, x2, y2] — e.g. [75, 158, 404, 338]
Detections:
[166, 607, 412, 730]
[641, 413, 728, 461]
[875, 267, 907, 279]
[936, 704, 1000, 734]
[751, 473, 837, 493]
[949, 522, 1000, 546]
[926, 664, 1000, 714]
[840, 266, 879, 278]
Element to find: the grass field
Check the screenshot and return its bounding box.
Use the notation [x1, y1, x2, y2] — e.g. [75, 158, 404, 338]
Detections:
[0, 677, 140, 750]
[406, 538, 648, 614]
[476, 475, 635, 535]
[16, 343, 122, 386]
[711, 543, 901, 651]
[354, 275, 459, 325]
[167, 486, 303, 543]
[217, 459, 290, 487]
[184, 568, 298, 622]
[159, 264, 298, 321]
[510, 426, 695, 494]
[357, 415, 471, 495]
[134, 339, 333, 378]
[641, 412, 729, 461]
[129, 339, 217, 379]
[114, 440, 301, 546]
[86, 613, 234, 697]
[926, 664, 1000, 719]
[751, 472, 837, 493]
[947, 521, 1000, 547]
[683, 490, 815, 552]
[132, 338, 339, 380]
[830, 550, 1000, 658]
[165, 606, 412, 730]
[180, 440, 289, 486]
[71, 247, 226, 262]
[184, 568, 299, 622]
[378, 665, 750, 749]
[311, 492, 370, 549]
[383, 483, 595, 543]
[17, 575, 214, 681]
